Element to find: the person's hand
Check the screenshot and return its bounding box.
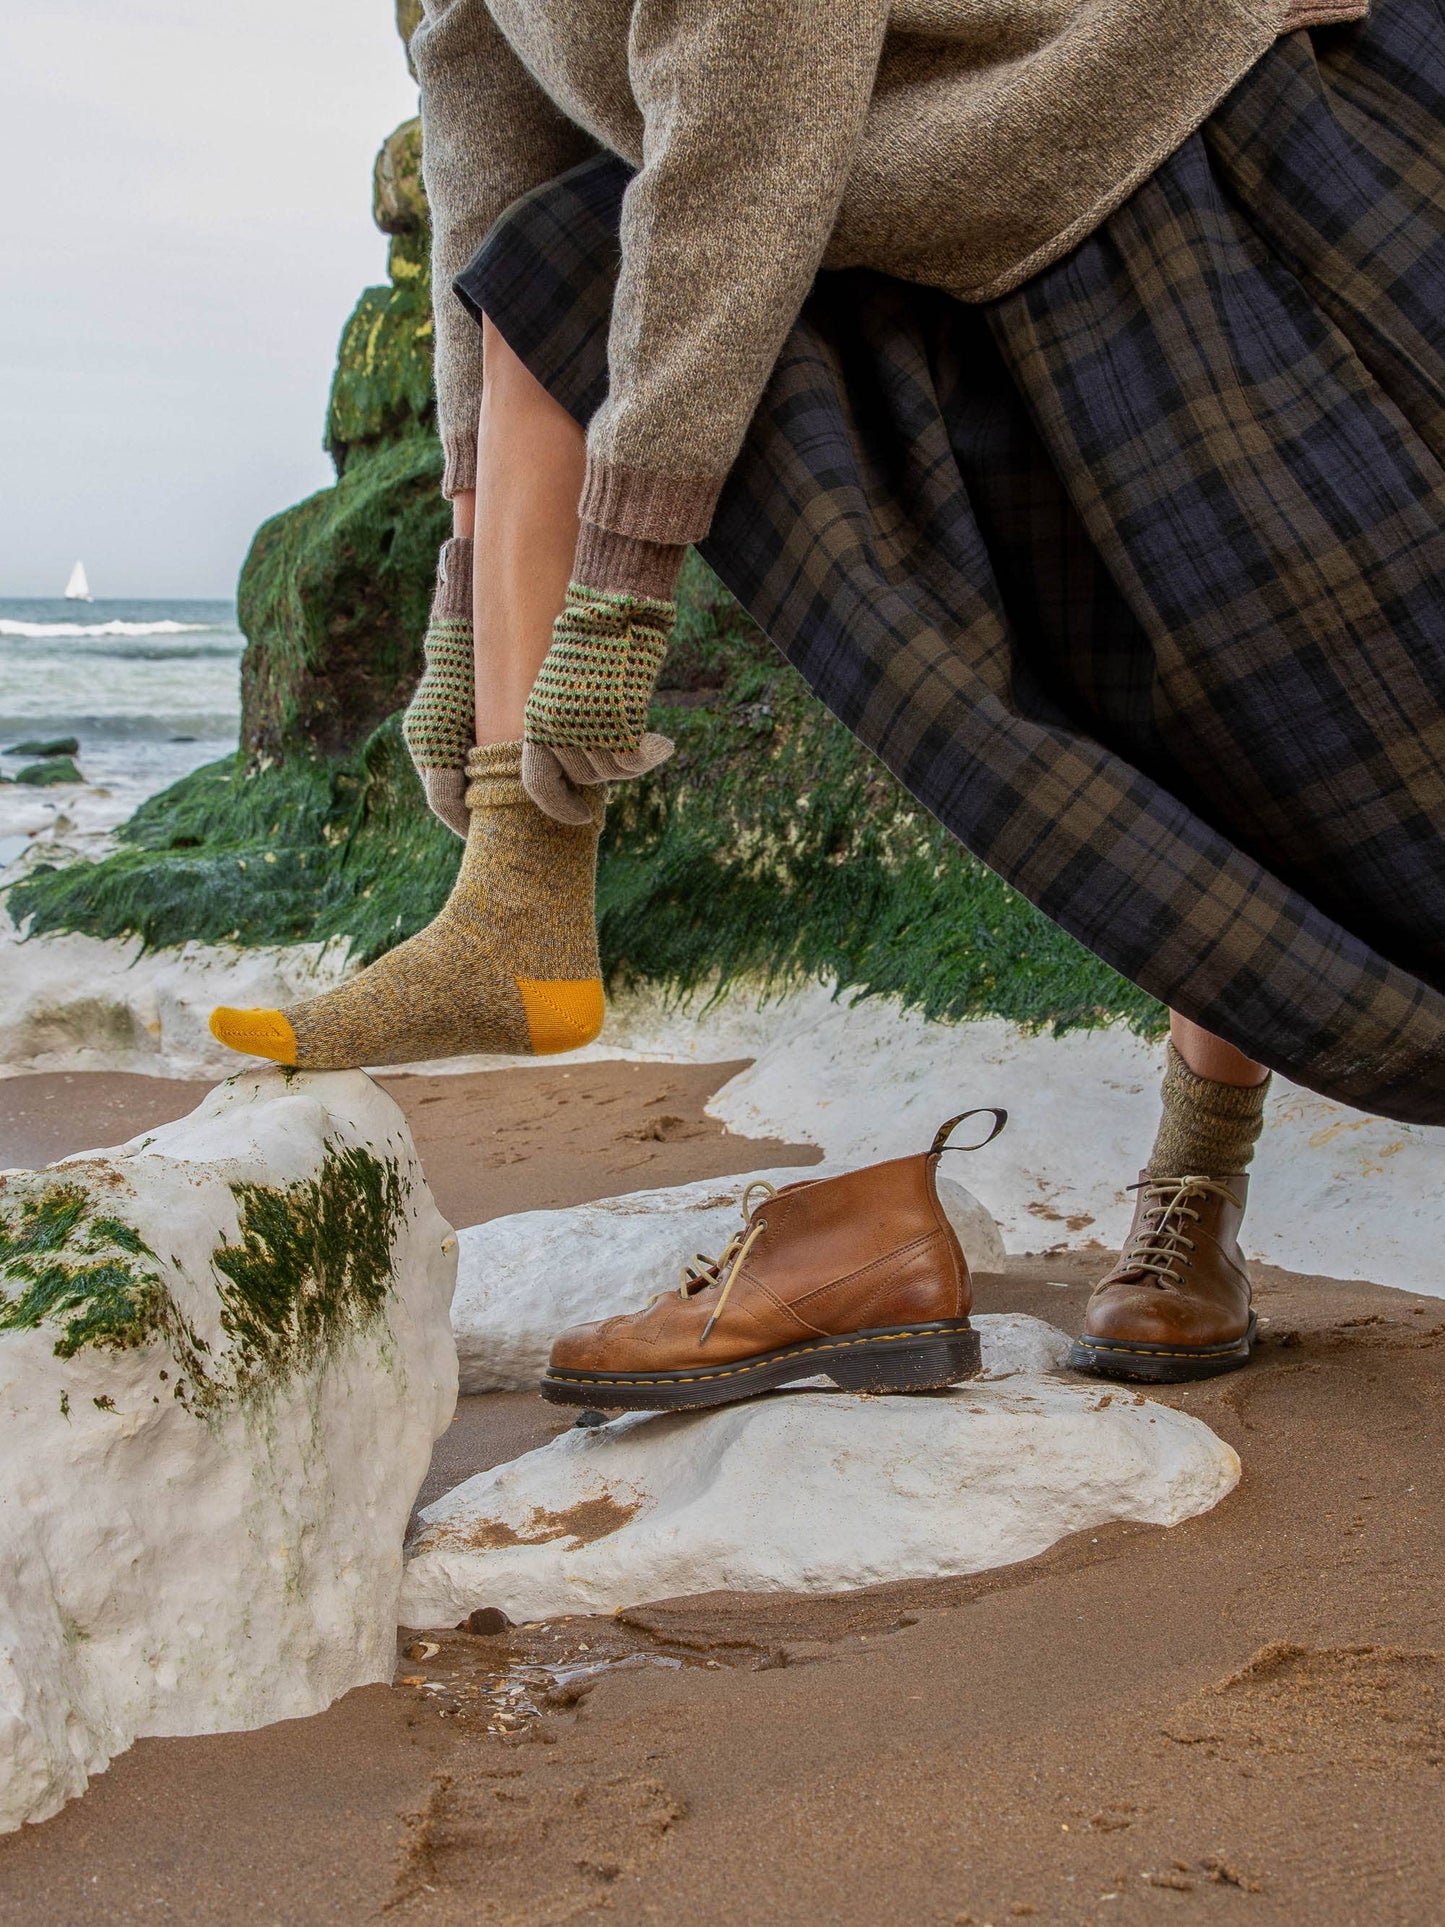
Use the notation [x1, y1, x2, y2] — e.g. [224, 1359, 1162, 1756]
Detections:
[522, 584, 675, 822]
[401, 537, 474, 838]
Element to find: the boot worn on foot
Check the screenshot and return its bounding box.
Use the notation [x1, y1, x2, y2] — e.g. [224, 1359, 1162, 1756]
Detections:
[540, 1109, 1006, 1413]
[208, 741, 604, 1070]
[1069, 1173, 1255, 1383]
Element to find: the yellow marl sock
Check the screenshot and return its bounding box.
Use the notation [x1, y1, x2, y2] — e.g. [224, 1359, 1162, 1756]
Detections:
[208, 741, 604, 1070]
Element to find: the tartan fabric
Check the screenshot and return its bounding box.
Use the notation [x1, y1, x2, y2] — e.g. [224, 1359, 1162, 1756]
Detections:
[458, 0, 1445, 1125]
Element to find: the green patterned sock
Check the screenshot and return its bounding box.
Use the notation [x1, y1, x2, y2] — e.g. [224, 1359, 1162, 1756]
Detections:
[524, 582, 674, 755]
[402, 536, 474, 837]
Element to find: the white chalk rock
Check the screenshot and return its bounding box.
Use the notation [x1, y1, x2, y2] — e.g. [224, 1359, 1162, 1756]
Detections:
[0, 927, 353, 1078]
[399, 1349, 1238, 1625]
[974, 1310, 1074, 1376]
[0, 1069, 458, 1834]
[451, 1166, 1007, 1394]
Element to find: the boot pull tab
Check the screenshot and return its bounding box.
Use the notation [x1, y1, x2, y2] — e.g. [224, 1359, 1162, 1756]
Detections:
[929, 1108, 1008, 1157]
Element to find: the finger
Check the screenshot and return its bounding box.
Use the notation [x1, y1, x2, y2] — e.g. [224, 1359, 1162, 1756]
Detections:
[520, 743, 604, 825]
[553, 734, 676, 785]
[421, 766, 469, 840]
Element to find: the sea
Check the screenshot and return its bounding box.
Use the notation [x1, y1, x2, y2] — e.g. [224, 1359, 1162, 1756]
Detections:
[0, 597, 243, 789]
[0, 597, 243, 867]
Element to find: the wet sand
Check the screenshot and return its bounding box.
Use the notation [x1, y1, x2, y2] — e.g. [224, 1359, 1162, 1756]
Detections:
[0, 1059, 821, 1226]
[1, 1069, 1442, 1922]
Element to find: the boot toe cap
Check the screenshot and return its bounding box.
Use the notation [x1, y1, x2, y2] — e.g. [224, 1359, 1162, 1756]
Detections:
[1081, 1281, 1250, 1350]
[548, 1316, 627, 1373]
[1082, 1286, 1194, 1347]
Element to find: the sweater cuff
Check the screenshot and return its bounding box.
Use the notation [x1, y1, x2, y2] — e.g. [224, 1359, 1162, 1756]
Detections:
[441, 429, 477, 500]
[580, 455, 723, 547]
[572, 521, 686, 602]
[1278, 1, 1366, 22]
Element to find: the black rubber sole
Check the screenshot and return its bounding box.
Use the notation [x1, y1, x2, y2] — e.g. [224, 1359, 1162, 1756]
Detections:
[1068, 1312, 1257, 1384]
[540, 1321, 982, 1413]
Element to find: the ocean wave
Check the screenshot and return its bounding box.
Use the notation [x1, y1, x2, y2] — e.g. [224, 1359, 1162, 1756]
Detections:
[0, 618, 220, 640]
[0, 718, 239, 743]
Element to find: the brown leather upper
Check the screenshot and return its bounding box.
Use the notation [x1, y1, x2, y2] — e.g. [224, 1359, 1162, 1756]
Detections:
[1081, 1172, 1252, 1349]
[548, 1149, 971, 1375]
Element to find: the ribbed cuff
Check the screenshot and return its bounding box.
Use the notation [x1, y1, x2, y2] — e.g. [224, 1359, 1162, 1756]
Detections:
[433, 536, 473, 619]
[572, 522, 686, 601]
[463, 738, 524, 810]
[580, 455, 722, 545]
[441, 430, 477, 500]
[1148, 1042, 1270, 1178]
[1278, 0, 1365, 24]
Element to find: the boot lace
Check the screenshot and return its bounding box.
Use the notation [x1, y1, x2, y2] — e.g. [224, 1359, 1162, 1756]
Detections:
[666, 1179, 777, 1345]
[1118, 1176, 1238, 1289]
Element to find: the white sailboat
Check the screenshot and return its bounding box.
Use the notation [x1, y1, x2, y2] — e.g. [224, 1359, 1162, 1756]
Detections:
[64, 560, 92, 602]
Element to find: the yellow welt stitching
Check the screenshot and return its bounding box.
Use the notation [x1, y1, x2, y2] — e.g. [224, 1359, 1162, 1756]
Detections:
[546, 1327, 968, 1387]
[1082, 1341, 1247, 1359]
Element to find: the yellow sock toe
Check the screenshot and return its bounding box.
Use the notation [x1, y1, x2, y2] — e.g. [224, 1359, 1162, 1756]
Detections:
[209, 1007, 299, 1065]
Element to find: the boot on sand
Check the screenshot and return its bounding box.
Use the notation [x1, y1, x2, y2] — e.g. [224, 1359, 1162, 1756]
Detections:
[1069, 1172, 1254, 1382]
[1070, 1043, 1267, 1382]
[208, 741, 604, 1070]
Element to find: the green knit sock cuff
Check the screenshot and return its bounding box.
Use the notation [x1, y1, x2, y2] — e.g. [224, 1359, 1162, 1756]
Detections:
[523, 581, 675, 755]
[1148, 1042, 1271, 1178]
[402, 624, 475, 773]
[402, 539, 475, 771]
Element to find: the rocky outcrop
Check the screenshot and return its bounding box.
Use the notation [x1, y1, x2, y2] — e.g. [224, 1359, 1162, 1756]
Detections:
[400, 1320, 1239, 1625]
[373, 116, 425, 236]
[451, 1166, 1007, 1395]
[239, 15, 442, 764]
[396, 0, 423, 69]
[0, 1070, 457, 1832]
[239, 440, 449, 759]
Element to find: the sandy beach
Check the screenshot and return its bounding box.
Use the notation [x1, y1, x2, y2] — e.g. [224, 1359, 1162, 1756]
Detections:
[0, 1059, 821, 1229]
[0, 1061, 1440, 1924]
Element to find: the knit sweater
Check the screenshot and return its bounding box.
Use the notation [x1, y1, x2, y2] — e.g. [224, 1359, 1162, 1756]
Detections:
[413, 0, 1367, 595]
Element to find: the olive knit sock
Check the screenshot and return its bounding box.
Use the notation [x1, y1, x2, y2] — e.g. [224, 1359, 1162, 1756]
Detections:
[401, 536, 475, 839]
[522, 581, 676, 822]
[1147, 1042, 1270, 1177]
[208, 741, 604, 1070]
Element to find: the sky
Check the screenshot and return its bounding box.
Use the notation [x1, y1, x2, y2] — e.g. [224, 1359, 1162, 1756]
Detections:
[0, 2, 421, 601]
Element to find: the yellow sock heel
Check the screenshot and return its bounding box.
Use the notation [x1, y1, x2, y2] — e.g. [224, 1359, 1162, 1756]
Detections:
[515, 978, 605, 1054]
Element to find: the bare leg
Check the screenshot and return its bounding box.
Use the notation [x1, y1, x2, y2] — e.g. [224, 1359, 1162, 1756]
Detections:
[208, 318, 601, 1072]
[1168, 1012, 1268, 1087]
[451, 314, 587, 746]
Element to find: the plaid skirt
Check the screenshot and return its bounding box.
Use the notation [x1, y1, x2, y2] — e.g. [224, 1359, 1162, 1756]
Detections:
[461, 0, 1445, 1125]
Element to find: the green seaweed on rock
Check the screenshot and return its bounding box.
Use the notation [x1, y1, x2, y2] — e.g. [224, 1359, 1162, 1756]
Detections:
[210, 1142, 406, 1387]
[6, 555, 1163, 1035]
[7, 714, 458, 965]
[238, 437, 451, 760]
[325, 232, 435, 465]
[0, 1180, 167, 1359]
[0, 1144, 406, 1408]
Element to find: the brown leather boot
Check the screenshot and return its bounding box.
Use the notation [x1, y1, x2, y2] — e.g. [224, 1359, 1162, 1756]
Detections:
[540, 1110, 1006, 1412]
[1069, 1173, 1255, 1383]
